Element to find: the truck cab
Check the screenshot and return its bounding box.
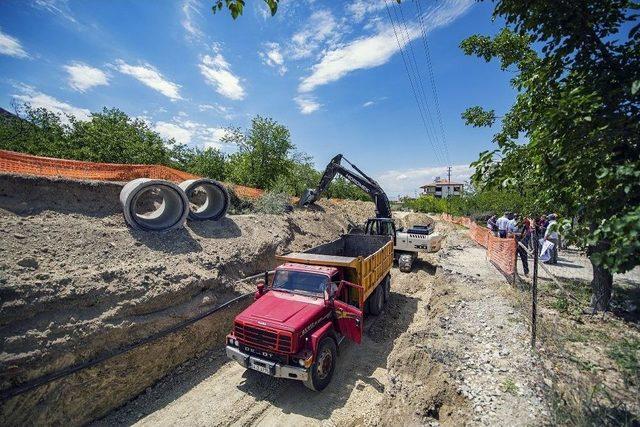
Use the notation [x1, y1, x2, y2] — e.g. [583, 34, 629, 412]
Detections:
[226, 263, 364, 391]
[226, 234, 393, 391]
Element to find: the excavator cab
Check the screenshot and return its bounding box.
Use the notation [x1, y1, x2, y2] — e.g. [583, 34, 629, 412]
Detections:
[365, 218, 396, 239]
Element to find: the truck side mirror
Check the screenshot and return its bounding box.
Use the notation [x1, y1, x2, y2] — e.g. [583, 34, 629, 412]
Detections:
[256, 279, 265, 294]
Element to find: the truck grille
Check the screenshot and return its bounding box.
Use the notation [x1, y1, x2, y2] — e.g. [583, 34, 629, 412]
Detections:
[234, 322, 293, 353]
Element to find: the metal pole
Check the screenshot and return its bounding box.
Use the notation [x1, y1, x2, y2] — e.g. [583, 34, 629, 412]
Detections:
[513, 237, 518, 286]
[531, 231, 539, 349]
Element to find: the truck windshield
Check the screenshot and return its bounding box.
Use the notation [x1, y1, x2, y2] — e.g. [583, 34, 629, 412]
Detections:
[272, 270, 328, 295]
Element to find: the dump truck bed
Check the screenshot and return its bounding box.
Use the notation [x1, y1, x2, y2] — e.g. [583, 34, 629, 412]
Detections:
[276, 234, 393, 301]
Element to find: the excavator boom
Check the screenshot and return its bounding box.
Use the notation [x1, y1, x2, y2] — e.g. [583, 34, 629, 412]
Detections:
[299, 154, 391, 218]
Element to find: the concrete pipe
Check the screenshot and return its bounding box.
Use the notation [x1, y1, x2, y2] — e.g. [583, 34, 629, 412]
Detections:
[179, 178, 229, 221]
[120, 178, 189, 231]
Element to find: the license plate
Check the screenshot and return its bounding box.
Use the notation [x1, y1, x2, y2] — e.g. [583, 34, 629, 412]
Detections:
[249, 359, 272, 375]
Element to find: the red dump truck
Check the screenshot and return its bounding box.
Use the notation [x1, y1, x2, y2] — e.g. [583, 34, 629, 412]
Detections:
[226, 234, 393, 390]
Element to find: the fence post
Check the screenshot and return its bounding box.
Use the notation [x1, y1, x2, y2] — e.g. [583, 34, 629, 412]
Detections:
[512, 237, 518, 285]
[531, 233, 539, 349]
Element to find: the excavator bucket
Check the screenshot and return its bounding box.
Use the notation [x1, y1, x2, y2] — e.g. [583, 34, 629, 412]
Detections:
[298, 188, 316, 207]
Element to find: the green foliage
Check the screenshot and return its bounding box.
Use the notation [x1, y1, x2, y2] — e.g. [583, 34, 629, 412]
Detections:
[608, 338, 640, 385]
[501, 378, 519, 395]
[403, 190, 534, 218]
[223, 116, 295, 190]
[461, 1, 640, 310]
[253, 191, 291, 214]
[0, 105, 172, 165]
[403, 195, 447, 214]
[182, 147, 227, 181]
[0, 104, 370, 203]
[461, 106, 497, 127]
[212, 0, 278, 19]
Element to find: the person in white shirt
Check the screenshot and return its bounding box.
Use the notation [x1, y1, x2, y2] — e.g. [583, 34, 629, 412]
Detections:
[544, 214, 559, 264]
[496, 212, 510, 238]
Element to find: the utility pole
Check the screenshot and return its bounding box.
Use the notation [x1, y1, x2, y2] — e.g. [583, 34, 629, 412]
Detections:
[446, 165, 452, 213]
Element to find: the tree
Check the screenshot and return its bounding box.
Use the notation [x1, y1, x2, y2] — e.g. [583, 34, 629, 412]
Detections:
[183, 147, 227, 181]
[68, 108, 171, 165]
[223, 115, 296, 189]
[461, 1, 639, 311]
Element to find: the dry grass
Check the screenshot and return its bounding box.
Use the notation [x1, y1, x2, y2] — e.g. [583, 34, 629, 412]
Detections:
[505, 274, 640, 426]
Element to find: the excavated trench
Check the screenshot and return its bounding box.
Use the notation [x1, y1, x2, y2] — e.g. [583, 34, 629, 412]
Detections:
[0, 173, 375, 425]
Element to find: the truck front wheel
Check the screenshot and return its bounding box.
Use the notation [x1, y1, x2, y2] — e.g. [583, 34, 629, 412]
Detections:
[304, 337, 337, 391]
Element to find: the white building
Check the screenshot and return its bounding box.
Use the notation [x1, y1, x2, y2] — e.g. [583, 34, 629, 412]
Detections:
[420, 177, 463, 198]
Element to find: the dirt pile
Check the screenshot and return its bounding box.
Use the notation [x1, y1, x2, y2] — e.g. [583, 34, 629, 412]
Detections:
[0, 173, 374, 425]
[392, 211, 435, 230]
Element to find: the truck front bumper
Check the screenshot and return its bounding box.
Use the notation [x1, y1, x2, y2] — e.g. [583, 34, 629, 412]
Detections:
[226, 345, 309, 382]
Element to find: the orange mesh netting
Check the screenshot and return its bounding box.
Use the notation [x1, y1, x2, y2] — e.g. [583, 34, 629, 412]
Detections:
[441, 213, 516, 276]
[0, 150, 263, 199]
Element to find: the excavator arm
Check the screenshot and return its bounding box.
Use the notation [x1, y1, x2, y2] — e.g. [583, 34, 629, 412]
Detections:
[299, 154, 391, 218]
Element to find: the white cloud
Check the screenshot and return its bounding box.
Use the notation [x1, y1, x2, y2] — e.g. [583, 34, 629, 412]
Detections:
[363, 101, 374, 107]
[299, 0, 473, 93]
[290, 9, 339, 59]
[198, 53, 246, 100]
[33, 0, 77, 24]
[154, 121, 193, 144]
[0, 29, 29, 58]
[298, 24, 419, 93]
[346, 0, 386, 22]
[152, 115, 234, 151]
[294, 95, 321, 114]
[198, 103, 235, 120]
[115, 60, 182, 100]
[201, 127, 232, 150]
[13, 85, 90, 122]
[64, 62, 109, 92]
[377, 164, 473, 197]
[181, 0, 204, 42]
[259, 42, 287, 75]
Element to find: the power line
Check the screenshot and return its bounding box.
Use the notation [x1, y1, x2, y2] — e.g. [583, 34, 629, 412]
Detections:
[394, 3, 447, 164]
[383, 0, 445, 165]
[413, 0, 450, 165]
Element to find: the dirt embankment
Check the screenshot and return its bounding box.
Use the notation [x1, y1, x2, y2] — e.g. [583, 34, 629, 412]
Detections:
[0, 173, 374, 425]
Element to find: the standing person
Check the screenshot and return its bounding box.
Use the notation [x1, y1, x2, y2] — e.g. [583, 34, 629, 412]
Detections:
[544, 214, 559, 264]
[511, 217, 530, 276]
[537, 215, 548, 240]
[487, 215, 498, 236]
[497, 212, 510, 238]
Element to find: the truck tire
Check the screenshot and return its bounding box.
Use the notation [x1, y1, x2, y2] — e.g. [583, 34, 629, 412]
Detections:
[369, 283, 385, 316]
[383, 274, 391, 302]
[304, 337, 337, 391]
[398, 253, 413, 273]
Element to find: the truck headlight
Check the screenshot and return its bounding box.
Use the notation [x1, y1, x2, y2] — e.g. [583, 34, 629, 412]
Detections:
[298, 358, 305, 367]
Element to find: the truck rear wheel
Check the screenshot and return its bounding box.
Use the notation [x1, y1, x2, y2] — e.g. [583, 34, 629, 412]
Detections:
[369, 283, 385, 315]
[398, 253, 413, 273]
[383, 274, 391, 301]
[304, 337, 337, 391]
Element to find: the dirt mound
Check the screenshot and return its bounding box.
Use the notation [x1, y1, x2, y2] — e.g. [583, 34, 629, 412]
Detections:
[0, 173, 374, 425]
[392, 211, 435, 230]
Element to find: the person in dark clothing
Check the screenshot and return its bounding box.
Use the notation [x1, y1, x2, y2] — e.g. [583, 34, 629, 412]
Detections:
[512, 218, 530, 276]
[487, 215, 498, 236]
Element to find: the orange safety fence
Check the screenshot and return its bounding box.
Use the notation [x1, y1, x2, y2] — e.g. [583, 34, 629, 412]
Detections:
[441, 213, 516, 276]
[0, 150, 263, 199]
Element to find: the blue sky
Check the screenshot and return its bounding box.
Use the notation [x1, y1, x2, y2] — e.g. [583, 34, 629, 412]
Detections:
[0, 0, 515, 197]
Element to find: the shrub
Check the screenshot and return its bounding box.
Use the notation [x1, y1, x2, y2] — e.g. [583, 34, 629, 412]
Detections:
[253, 191, 292, 215]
